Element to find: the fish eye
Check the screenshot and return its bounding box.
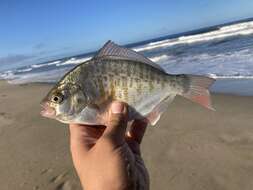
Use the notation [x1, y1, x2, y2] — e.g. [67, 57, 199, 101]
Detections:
[51, 93, 64, 104]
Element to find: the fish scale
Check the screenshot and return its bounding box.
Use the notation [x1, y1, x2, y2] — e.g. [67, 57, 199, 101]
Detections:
[103, 60, 172, 109]
[41, 41, 215, 126]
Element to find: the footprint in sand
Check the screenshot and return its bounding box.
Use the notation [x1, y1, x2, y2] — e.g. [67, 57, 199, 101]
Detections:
[220, 133, 253, 144]
[0, 112, 11, 118]
[50, 172, 68, 183]
[40, 168, 53, 175]
[56, 180, 74, 190]
[33, 185, 39, 190]
[0, 112, 12, 126]
[49, 172, 76, 190]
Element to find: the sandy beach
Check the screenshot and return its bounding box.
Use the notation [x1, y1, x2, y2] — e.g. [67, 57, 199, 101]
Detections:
[1, 80, 253, 190]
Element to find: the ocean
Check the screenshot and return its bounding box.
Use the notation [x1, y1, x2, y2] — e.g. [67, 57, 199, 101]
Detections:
[1, 18, 253, 96]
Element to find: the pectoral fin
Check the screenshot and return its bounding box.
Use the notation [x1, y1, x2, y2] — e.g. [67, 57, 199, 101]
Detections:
[73, 105, 101, 125]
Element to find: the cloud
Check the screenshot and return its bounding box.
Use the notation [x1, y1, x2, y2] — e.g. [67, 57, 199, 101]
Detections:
[0, 46, 75, 70]
[33, 43, 46, 50]
[0, 54, 34, 65]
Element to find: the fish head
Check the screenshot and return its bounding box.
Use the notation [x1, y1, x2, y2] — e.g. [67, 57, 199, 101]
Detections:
[40, 83, 88, 123]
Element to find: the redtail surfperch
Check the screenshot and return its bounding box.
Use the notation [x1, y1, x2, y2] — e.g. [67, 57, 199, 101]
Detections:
[40, 41, 215, 126]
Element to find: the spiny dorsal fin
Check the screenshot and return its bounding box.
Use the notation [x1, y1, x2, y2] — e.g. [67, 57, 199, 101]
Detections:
[94, 40, 165, 72]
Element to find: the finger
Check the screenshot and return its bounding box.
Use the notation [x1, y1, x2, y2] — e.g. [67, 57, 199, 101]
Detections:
[126, 119, 148, 144]
[69, 124, 105, 156]
[101, 101, 128, 145]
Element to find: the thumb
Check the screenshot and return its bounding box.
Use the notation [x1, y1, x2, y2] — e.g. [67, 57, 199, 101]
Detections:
[101, 101, 128, 145]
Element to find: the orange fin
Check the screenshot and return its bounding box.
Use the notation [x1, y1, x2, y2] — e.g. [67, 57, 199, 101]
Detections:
[182, 75, 215, 111]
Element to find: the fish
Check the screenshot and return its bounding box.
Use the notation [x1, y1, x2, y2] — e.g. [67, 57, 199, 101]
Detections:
[40, 40, 215, 126]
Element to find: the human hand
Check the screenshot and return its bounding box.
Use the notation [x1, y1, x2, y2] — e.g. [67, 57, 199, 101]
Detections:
[69, 102, 149, 190]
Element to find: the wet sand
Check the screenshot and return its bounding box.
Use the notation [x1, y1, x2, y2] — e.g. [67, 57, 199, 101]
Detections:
[0, 80, 253, 190]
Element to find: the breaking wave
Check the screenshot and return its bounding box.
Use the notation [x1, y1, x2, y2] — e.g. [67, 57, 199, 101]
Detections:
[56, 57, 91, 66]
[31, 60, 61, 68]
[1, 18, 253, 96]
[133, 21, 253, 52]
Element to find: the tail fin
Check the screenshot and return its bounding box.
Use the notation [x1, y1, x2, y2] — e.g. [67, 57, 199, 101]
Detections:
[181, 75, 215, 111]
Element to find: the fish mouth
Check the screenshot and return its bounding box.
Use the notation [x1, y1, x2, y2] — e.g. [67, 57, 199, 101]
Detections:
[40, 102, 56, 118]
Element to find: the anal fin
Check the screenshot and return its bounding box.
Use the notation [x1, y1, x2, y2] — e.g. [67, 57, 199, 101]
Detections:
[146, 95, 176, 126]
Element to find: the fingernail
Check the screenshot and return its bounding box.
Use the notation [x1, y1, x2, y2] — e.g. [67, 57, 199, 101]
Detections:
[111, 102, 124, 114]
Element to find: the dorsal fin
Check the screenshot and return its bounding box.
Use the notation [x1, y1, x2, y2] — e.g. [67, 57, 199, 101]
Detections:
[94, 40, 165, 72]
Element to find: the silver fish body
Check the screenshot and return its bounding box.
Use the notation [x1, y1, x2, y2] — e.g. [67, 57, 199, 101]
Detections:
[41, 41, 215, 126]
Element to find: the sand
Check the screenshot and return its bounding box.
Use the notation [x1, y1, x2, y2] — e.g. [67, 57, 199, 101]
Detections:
[0, 80, 253, 190]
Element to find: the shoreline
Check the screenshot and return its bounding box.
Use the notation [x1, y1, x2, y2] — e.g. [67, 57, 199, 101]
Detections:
[1, 80, 253, 190]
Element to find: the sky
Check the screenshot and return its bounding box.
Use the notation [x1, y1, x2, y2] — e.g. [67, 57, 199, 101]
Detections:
[1, 0, 253, 69]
